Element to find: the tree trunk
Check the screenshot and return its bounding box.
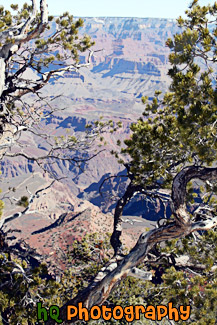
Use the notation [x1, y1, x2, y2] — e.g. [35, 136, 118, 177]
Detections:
[0, 58, 5, 99]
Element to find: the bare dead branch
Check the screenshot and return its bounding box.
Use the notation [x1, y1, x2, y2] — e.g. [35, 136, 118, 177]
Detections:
[46, 165, 217, 323]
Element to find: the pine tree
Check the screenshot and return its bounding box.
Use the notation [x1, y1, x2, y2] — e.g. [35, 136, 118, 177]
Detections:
[49, 2, 217, 322]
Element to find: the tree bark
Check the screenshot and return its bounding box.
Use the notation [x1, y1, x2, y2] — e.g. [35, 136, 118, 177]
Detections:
[111, 182, 143, 255]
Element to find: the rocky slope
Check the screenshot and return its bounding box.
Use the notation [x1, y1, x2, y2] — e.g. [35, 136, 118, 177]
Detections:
[7, 181, 154, 271]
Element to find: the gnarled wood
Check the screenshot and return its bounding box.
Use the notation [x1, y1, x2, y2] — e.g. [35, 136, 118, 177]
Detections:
[47, 165, 217, 324]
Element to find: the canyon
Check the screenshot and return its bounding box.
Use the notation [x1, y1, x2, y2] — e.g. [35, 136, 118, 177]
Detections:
[1, 17, 179, 262]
